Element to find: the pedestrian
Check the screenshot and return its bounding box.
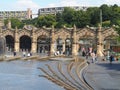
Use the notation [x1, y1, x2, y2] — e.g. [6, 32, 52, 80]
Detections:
[91, 52, 96, 63]
[86, 52, 89, 59]
[27, 53, 30, 57]
[13, 51, 16, 56]
[30, 52, 32, 56]
[23, 51, 26, 57]
[109, 55, 114, 64]
[47, 51, 50, 56]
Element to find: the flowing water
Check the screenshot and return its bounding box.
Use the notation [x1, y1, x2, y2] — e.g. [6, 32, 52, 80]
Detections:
[0, 60, 65, 90]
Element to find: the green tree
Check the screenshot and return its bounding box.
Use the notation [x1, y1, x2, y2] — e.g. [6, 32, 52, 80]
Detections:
[110, 5, 120, 25]
[100, 4, 112, 21]
[73, 10, 90, 28]
[37, 14, 56, 27]
[4, 18, 24, 29]
[55, 13, 65, 28]
[114, 25, 120, 42]
[90, 8, 100, 26]
[62, 7, 75, 27]
[4, 19, 9, 26]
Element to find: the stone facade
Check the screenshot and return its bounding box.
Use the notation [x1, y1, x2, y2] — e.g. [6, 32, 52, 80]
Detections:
[0, 24, 118, 56]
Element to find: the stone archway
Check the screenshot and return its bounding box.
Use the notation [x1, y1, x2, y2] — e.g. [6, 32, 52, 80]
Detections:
[104, 36, 117, 51]
[78, 36, 95, 56]
[5, 35, 14, 52]
[56, 38, 63, 54]
[37, 35, 50, 53]
[20, 35, 31, 52]
[65, 38, 72, 55]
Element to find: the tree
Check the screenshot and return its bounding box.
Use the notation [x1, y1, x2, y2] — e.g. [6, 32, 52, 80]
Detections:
[110, 5, 120, 25]
[37, 14, 56, 27]
[100, 4, 112, 21]
[73, 10, 90, 28]
[62, 7, 75, 27]
[4, 18, 24, 29]
[90, 8, 100, 26]
[55, 13, 65, 28]
[114, 25, 120, 42]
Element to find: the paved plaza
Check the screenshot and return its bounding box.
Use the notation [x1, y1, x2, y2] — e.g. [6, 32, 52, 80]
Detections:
[83, 56, 120, 90]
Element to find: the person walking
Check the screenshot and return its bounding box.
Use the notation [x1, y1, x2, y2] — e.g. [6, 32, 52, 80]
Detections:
[91, 52, 96, 63]
[13, 51, 16, 56]
[109, 55, 114, 64]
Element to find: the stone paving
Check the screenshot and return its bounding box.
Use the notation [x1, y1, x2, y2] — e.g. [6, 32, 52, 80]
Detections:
[83, 56, 120, 90]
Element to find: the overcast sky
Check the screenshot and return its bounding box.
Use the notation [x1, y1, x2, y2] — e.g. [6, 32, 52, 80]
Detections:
[0, 0, 120, 14]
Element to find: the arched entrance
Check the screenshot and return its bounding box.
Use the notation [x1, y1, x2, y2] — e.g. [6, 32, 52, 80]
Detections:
[37, 35, 50, 53]
[65, 38, 72, 55]
[20, 35, 31, 52]
[5, 35, 14, 52]
[57, 38, 63, 53]
[78, 37, 94, 55]
[104, 36, 118, 52]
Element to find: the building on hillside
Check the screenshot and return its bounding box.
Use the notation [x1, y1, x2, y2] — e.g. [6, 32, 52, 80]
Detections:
[0, 8, 32, 20]
[0, 19, 4, 27]
[38, 6, 88, 16]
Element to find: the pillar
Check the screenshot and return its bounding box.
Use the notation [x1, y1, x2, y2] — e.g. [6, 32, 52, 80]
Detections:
[97, 24, 104, 56]
[50, 25, 55, 55]
[72, 24, 78, 56]
[7, 19, 11, 29]
[62, 40, 65, 53]
[0, 28, 2, 36]
[31, 27, 37, 53]
[76, 43, 79, 53]
[31, 42, 37, 53]
[14, 27, 19, 52]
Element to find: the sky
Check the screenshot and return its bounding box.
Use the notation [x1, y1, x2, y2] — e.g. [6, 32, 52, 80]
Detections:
[0, 0, 120, 14]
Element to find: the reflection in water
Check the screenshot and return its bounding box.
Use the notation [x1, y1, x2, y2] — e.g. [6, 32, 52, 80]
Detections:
[0, 60, 64, 90]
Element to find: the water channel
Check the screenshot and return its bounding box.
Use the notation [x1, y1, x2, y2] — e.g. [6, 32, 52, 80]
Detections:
[0, 60, 65, 90]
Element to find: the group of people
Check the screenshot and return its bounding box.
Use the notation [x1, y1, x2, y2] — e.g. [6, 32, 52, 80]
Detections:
[81, 47, 118, 64]
[13, 51, 32, 57]
[81, 47, 97, 63]
[22, 51, 32, 57]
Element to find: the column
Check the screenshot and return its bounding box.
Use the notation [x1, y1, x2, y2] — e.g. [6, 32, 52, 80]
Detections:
[76, 43, 79, 53]
[31, 27, 37, 53]
[50, 25, 55, 55]
[0, 28, 2, 36]
[14, 27, 19, 52]
[72, 25, 78, 56]
[62, 40, 65, 53]
[96, 24, 104, 56]
[7, 19, 11, 29]
[31, 42, 37, 53]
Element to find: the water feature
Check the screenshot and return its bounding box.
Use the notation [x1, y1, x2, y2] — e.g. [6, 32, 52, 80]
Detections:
[0, 60, 65, 90]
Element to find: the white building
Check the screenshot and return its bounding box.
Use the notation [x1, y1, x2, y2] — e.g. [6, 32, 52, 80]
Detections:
[38, 6, 88, 16]
[0, 8, 32, 20]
